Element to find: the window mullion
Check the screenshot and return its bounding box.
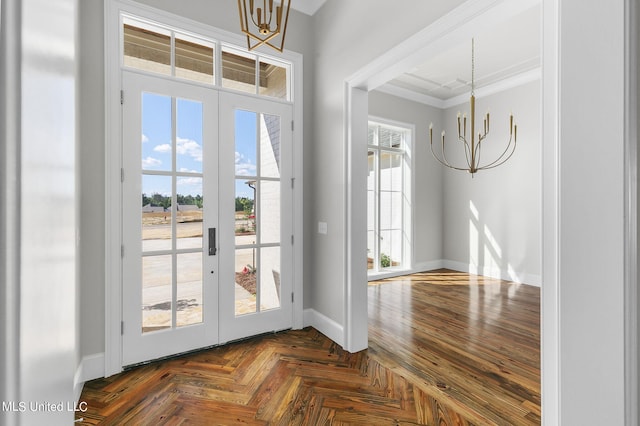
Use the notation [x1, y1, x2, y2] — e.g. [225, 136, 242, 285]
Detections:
[215, 42, 222, 87]
[255, 55, 260, 96]
[170, 30, 176, 77]
[375, 148, 381, 272]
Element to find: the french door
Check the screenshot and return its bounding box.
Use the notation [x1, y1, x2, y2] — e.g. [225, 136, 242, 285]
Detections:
[218, 92, 293, 343]
[121, 71, 293, 366]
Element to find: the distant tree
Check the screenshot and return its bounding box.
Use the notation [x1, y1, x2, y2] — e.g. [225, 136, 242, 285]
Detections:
[235, 196, 254, 213]
[150, 193, 170, 209]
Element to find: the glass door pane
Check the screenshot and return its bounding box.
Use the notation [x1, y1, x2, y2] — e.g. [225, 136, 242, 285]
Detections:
[367, 151, 376, 270]
[367, 121, 411, 275]
[122, 72, 218, 366]
[219, 92, 292, 343]
[232, 110, 282, 316]
[139, 95, 205, 334]
[142, 254, 172, 332]
[379, 152, 403, 269]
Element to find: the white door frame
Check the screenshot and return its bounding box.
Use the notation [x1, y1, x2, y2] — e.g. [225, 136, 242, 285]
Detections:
[624, 0, 639, 422]
[104, 0, 304, 376]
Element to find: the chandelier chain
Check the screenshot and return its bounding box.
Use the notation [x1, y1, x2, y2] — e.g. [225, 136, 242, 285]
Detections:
[471, 38, 475, 95]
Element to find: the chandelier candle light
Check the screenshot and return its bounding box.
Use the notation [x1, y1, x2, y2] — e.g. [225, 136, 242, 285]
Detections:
[237, 0, 292, 52]
[430, 38, 517, 176]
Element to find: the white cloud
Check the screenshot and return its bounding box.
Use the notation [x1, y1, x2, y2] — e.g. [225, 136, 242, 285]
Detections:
[142, 156, 162, 168]
[142, 134, 149, 143]
[235, 151, 256, 176]
[152, 138, 203, 163]
[177, 137, 202, 162]
[153, 143, 172, 153]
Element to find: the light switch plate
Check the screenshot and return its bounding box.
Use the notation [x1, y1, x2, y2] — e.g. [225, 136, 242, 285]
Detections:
[318, 222, 328, 235]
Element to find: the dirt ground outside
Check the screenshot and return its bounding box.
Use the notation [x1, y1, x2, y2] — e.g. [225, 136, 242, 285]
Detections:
[140, 211, 262, 329]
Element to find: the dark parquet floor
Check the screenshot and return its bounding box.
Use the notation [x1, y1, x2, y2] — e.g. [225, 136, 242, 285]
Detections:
[76, 269, 540, 425]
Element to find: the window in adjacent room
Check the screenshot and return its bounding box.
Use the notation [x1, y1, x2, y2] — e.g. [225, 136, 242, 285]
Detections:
[367, 120, 412, 274]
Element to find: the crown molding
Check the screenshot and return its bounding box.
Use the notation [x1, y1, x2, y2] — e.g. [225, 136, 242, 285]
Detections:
[375, 84, 446, 108]
[375, 67, 541, 109]
[442, 67, 541, 108]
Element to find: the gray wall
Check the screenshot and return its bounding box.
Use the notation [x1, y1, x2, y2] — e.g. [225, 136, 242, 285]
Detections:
[79, 0, 106, 363]
[310, 0, 466, 326]
[442, 81, 541, 284]
[368, 91, 444, 268]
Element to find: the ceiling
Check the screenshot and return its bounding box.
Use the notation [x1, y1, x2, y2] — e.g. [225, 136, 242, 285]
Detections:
[290, 0, 326, 16]
[377, 3, 541, 107]
[287, 1, 540, 107]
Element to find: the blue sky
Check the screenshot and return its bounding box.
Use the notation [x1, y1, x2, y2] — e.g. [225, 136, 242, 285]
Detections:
[234, 109, 257, 200]
[140, 93, 258, 201]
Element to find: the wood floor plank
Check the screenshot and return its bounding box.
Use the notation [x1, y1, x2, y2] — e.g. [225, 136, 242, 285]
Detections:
[368, 269, 540, 425]
[77, 269, 540, 425]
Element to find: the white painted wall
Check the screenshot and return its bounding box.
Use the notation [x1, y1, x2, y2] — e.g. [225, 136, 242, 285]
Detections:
[442, 80, 541, 285]
[1, 0, 79, 425]
[554, 0, 626, 423]
[368, 90, 444, 269]
[636, 0, 640, 417]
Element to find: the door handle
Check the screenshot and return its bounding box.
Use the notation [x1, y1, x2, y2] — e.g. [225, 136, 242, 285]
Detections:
[208, 227, 217, 256]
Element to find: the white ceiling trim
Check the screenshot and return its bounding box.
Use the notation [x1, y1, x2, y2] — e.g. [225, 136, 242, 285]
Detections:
[376, 67, 541, 109]
[347, 0, 541, 91]
[375, 84, 446, 109]
[442, 67, 541, 108]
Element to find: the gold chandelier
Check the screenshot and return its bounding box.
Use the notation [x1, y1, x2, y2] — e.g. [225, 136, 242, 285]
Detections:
[430, 39, 517, 176]
[237, 0, 292, 52]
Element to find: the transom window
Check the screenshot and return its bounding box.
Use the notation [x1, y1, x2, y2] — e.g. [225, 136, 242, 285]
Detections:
[122, 16, 291, 101]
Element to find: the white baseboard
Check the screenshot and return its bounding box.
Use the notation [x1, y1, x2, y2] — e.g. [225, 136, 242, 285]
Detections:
[74, 353, 105, 404]
[443, 260, 541, 287]
[303, 308, 344, 348]
[365, 259, 540, 286]
[413, 260, 446, 273]
[73, 363, 84, 405]
[367, 260, 445, 281]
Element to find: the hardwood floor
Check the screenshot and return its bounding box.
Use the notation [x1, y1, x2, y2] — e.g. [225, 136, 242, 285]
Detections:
[368, 269, 540, 425]
[77, 269, 540, 425]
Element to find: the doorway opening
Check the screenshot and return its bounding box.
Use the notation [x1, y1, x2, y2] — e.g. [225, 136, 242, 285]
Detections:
[105, 2, 303, 374]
